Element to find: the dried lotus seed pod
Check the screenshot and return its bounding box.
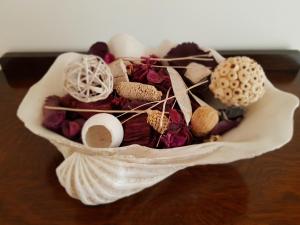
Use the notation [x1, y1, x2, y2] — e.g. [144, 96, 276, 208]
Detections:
[191, 106, 219, 137]
[209, 56, 266, 107]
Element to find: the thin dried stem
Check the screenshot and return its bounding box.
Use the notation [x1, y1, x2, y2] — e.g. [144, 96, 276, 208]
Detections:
[116, 100, 160, 118]
[156, 134, 163, 148]
[44, 106, 153, 114]
[136, 63, 212, 70]
[186, 79, 209, 91]
[140, 64, 189, 69]
[120, 54, 213, 62]
[121, 100, 163, 124]
[160, 88, 171, 128]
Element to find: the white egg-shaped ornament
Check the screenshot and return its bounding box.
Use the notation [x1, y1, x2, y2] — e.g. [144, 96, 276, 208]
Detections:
[81, 113, 124, 148]
[108, 33, 146, 58]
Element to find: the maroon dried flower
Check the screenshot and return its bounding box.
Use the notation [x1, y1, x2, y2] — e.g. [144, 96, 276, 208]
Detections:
[61, 94, 113, 119]
[160, 109, 192, 148]
[131, 64, 148, 84]
[61, 94, 77, 108]
[147, 69, 164, 83]
[62, 118, 85, 139]
[111, 96, 129, 109]
[88, 42, 109, 59]
[104, 53, 115, 64]
[42, 96, 66, 131]
[165, 42, 218, 75]
[129, 56, 171, 93]
[122, 114, 157, 147]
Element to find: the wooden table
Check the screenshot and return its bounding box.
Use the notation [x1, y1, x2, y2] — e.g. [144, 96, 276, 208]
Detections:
[0, 51, 299, 225]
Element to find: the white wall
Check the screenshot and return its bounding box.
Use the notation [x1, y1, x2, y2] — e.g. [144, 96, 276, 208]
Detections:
[1, 0, 300, 57]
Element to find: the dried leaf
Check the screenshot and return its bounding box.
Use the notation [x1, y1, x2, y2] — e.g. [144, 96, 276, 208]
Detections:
[167, 67, 192, 125]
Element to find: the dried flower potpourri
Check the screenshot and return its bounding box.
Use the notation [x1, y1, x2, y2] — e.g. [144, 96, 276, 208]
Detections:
[40, 39, 267, 149]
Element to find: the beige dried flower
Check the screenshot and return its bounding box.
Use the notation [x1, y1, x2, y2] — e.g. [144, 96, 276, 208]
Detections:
[147, 110, 169, 134]
[108, 59, 129, 88]
[209, 56, 265, 107]
[184, 62, 211, 84]
[116, 82, 162, 102]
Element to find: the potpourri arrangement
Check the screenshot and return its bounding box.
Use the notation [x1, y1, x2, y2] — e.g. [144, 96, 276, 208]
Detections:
[42, 41, 265, 149]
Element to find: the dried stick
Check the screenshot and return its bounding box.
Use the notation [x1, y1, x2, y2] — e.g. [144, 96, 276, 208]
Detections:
[121, 56, 213, 62]
[44, 106, 160, 114]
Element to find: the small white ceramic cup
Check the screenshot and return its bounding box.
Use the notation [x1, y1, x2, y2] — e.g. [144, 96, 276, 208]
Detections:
[81, 113, 124, 148]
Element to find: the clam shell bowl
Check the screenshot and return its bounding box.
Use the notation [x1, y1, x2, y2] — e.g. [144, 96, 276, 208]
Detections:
[17, 34, 299, 205]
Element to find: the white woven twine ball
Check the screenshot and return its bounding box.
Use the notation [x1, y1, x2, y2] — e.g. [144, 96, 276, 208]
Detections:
[209, 56, 266, 107]
[64, 55, 113, 103]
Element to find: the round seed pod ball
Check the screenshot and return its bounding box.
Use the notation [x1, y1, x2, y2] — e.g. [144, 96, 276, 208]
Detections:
[209, 56, 266, 107]
[191, 106, 219, 137]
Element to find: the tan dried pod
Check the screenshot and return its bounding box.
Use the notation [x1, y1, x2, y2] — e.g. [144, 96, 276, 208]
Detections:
[191, 106, 219, 137]
[147, 110, 169, 134]
[116, 82, 162, 102]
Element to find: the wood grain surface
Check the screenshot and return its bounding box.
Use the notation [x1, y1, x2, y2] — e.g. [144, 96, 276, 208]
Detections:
[0, 51, 299, 225]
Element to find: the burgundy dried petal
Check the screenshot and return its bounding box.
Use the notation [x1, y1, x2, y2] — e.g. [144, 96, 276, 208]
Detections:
[131, 66, 148, 83]
[171, 133, 189, 147]
[147, 69, 164, 83]
[42, 96, 66, 131]
[104, 53, 115, 64]
[130, 56, 168, 90]
[161, 127, 192, 148]
[122, 100, 149, 110]
[169, 109, 184, 125]
[210, 119, 240, 135]
[165, 42, 218, 74]
[61, 94, 78, 108]
[62, 119, 85, 139]
[122, 114, 156, 147]
[155, 98, 175, 112]
[160, 109, 192, 148]
[88, 42, 109, 59]
[68, 95, 113, 119]
[111, 97, 129, 108]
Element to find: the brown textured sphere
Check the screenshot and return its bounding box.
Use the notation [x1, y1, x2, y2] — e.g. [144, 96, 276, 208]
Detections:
[191, 106, 219, 137]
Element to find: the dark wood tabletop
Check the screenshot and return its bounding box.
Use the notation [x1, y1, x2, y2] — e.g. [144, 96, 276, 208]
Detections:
[0, 51, 299, 225]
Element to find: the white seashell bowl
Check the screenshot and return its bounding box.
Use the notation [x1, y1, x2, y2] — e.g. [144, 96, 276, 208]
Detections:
[17, 34, 299, 205]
